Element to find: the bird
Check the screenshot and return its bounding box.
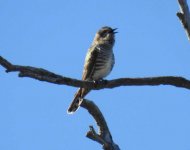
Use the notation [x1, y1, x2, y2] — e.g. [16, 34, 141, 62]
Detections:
[67, 26, 117, 114]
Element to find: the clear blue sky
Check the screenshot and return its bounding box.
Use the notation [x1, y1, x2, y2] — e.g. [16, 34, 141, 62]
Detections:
[0, 0, 190, 150]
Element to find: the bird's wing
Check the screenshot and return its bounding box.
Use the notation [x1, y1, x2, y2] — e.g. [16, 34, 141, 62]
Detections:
[67, 45, 100, 114]
[82, 45, 100, 80]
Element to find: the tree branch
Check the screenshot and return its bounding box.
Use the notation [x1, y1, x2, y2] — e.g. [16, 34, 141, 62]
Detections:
[1, 55, 190, 90]
[0, 55, 121, 149]
[81, 99, 120, 150]
[177, 0, 190, 40]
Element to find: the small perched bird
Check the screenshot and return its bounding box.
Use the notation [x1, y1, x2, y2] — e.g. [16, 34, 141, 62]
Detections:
[67, 26, 117, 114]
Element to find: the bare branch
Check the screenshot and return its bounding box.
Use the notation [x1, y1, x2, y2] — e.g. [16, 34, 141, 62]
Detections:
[1, 56, 190, 90]
[81, 99, 120, 150]
[177, 0, 190, 40]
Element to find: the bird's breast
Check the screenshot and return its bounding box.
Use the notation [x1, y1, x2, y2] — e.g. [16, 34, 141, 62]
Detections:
[92, 49, 114, 80]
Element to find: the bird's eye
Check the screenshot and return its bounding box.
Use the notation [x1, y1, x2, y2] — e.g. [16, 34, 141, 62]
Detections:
[101, 31, 108, 37]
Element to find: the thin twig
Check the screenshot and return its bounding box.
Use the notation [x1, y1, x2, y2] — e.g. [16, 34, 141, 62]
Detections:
[177, 0, 190, 40]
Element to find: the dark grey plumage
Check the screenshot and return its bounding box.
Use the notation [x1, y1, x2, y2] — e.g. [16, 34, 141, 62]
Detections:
[67, 26, 117, 114]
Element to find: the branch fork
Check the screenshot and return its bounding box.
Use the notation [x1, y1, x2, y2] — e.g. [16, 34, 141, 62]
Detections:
[82, 100, 120, 150]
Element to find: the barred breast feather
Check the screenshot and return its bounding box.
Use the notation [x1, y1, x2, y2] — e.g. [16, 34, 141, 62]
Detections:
[91, 45, 114, 80]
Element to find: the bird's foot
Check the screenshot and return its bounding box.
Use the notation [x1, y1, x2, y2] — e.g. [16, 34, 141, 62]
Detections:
[93, 79, 108, 85]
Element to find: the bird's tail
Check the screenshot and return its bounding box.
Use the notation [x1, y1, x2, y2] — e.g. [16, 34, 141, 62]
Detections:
[67, 88, 84, 114]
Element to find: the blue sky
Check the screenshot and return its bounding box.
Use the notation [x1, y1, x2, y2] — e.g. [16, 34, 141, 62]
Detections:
[0, 0, 190, 150]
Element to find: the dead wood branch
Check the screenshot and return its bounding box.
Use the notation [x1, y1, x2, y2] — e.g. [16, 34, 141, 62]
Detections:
[1, 56, 190, 90]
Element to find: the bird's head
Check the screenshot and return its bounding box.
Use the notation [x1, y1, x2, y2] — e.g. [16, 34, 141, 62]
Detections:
[93, 26, 117, 45]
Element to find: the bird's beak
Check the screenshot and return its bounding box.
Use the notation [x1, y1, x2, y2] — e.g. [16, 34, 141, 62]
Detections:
[112, 28, 118, 34]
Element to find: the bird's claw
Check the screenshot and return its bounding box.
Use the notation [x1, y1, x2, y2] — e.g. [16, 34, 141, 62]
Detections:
[93, 79, 108, 85]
